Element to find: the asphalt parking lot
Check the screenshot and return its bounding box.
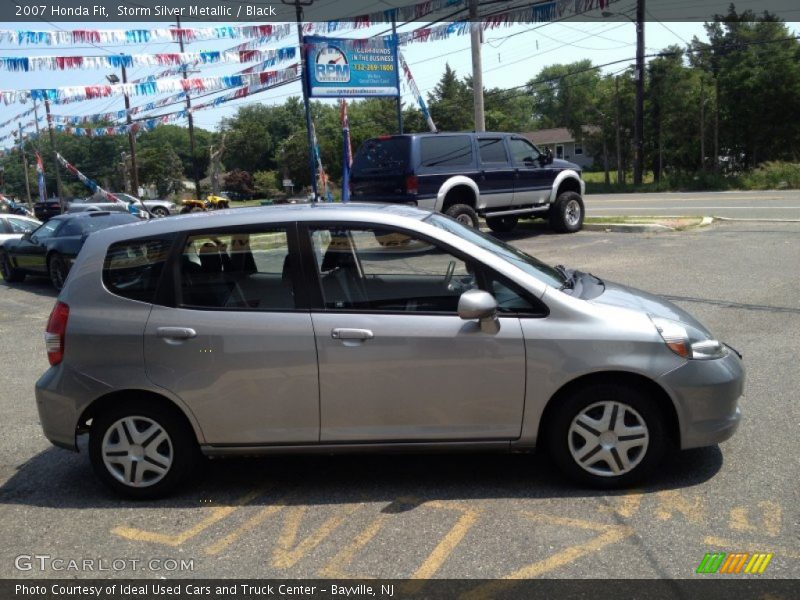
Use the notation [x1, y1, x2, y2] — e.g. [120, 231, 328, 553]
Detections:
[0, 219, 798, 583]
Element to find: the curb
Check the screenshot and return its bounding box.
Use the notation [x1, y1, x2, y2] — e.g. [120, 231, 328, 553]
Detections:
[582, 216, 716, 233]
[583, 222, 675, 233]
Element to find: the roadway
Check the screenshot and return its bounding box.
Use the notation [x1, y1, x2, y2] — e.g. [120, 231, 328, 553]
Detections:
[587, 190, 800, 220]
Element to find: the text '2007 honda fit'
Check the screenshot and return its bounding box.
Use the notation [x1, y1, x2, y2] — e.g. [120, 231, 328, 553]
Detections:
[35, 204, 743, 498]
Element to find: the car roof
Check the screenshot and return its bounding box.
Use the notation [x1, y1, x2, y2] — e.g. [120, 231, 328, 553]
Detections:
[89, 203, 433, 242]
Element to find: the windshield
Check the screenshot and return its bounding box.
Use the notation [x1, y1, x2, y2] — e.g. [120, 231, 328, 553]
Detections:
[424, 213, 567, 288]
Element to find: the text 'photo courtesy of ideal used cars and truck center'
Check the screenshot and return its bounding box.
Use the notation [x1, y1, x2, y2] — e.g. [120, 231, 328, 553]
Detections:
[0, 0, 798, 599]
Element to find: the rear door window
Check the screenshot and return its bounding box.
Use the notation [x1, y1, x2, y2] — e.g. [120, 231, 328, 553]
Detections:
[177, 229, 297, 310]
[478, 138, 509, 164]
[419, 135, 474, 167]
[352, 137, 410, 174]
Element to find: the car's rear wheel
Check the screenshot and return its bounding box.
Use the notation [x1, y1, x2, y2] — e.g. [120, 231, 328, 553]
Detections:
[546, 383, 666, 488]
[445, 204, 479, 228]
[549, 191, 584, 233]
[486, 215, 519, 233]
[0, 251, 25, 283]
[150, 206, 169, 218]
[48, 253, 69, 291]
[89, 400, 200, 499]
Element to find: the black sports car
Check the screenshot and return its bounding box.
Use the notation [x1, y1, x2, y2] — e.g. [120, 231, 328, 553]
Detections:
[0, 211, 139, 290]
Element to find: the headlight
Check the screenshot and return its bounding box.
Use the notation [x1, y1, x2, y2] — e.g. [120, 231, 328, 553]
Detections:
[650, 316, 728, 360]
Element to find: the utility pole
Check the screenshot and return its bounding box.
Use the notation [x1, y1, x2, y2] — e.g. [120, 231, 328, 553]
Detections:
[176, 17, 201, 199]
[633, 0, 645, 185]
[16, 123, 32, 207]
[615, 76, 623, 185]
[43, 99, 65, 207]
[700, 77, 705, 173]
[283, 0, 318, 201]
[120, 63, 140, 196]
[32, 99, 42, 139]
[391, 13, 403, 134]
[469, 0, 485, 132]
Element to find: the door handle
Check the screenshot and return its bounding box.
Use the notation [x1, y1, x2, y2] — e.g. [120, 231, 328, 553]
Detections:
[331, 328, 374, 340]
[156, 327, 197, 340]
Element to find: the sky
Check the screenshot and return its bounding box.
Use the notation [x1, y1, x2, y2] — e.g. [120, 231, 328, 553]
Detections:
[0, 4, 797, 153]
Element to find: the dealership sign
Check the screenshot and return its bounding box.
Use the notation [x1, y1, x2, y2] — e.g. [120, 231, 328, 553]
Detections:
[304, 35, 400, 98]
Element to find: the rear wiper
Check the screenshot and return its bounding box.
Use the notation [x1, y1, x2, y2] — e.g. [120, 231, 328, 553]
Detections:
[554, 264, 575, 290]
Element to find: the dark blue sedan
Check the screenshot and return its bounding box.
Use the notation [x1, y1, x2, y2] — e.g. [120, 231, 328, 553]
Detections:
[0, 211, 139, 290]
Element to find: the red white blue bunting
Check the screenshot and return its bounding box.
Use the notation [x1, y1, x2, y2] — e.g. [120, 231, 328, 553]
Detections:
[0, 47, 297, 72]
[0, 24, 292, 46]
[0, 65, 299, 105]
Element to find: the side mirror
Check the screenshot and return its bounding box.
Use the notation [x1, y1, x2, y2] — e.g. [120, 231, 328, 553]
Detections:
[458, 289, 499, 333]
[22, 231, 32, 241]
[538, 147, 554, 166]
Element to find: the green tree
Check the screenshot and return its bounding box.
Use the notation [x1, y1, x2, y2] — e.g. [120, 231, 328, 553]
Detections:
[527, 60, 601, 140]
[138, 143, 185, 197]
[427, 64, 473, 131]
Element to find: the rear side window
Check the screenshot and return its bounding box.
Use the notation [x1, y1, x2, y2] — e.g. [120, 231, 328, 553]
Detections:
[352, 137, 410, 174]
[103, 238, 172, 303]
[478, 138, 509, 164]
[420, 135, 474, 167]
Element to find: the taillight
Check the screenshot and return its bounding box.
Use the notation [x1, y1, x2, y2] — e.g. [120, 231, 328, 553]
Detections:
[45, 301, 69, 366]
[405, 175, 419, 195]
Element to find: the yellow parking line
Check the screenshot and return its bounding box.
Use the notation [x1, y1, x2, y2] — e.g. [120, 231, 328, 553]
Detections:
[271, 503, 363, 568]
[319, 512, 390, 578]
[462, 513, 634, 600]
[411, 502, 481, 579]
[205, 503, 284, 556]
[112, 486, 267, 547]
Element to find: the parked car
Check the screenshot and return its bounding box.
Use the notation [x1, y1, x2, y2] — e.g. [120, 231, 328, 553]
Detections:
[0, 214, 40, 243]
[34, 198, 65, 221]
[34, 204, 743, 498]
[69, 193, 177, 217]
[0, 211, 139, 290]
[350, 132, 585, 233]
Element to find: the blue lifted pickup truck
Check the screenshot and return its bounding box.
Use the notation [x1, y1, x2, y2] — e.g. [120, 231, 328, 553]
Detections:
[350, 132, 586, 233]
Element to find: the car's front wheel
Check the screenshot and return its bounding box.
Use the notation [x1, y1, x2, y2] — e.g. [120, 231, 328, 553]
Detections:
[444, 204, 479, 228]
[549, 191, 584, 233]
[89, 400, 200, 499]
[48, 253, 69, 290]
[546, 383, 666, 488]
[0, 250, 25, 283]
[150, 206, 169, 218]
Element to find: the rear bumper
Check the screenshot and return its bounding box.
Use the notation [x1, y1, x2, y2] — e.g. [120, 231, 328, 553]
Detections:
[658, 348, 744, 449]
[35, 366, 80, 451]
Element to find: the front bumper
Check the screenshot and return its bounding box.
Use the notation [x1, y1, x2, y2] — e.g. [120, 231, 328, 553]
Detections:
[658, 347, 744, 449]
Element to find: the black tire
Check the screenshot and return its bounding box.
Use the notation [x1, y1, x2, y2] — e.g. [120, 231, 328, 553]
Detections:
[0, 251, 25, 283]
[444, 203, 479, 228]
[89, 399, 200, 499]
[549, 191, 584, 233]
[545, 383, 666, 488]
[150, 206, 169, 218]
[486, 215, 519, 233]
[48, 253, 69, 291]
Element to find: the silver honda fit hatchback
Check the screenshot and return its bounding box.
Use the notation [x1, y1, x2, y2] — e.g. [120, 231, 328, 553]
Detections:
[35, 204, 743, 498]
